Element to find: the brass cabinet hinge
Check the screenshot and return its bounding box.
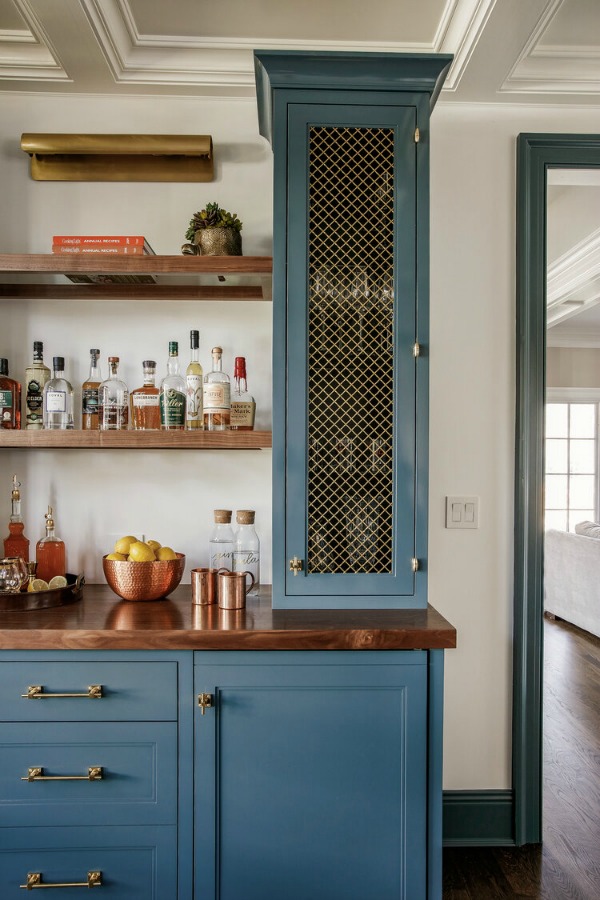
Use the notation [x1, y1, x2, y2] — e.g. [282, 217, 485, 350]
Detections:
[411, 558, 420, 573]
[413, 342, 421, 358]
[414, 127, 420, 143]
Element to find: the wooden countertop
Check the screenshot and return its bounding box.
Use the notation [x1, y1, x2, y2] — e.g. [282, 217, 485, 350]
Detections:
[0, 585, 456, 651]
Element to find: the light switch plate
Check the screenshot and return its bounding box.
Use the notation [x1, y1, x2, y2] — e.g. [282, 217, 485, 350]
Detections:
[445, 496, 479, 529]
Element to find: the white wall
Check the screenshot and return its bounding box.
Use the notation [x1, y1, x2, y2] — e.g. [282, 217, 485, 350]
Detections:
[2, 89, 600, 791]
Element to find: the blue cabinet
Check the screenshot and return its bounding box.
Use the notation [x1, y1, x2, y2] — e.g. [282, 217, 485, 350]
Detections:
[255, 51, 451, 609]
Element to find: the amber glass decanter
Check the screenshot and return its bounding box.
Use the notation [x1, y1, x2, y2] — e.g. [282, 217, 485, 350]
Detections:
[3, 474, 30, 562]
[35, 506, 66, 583]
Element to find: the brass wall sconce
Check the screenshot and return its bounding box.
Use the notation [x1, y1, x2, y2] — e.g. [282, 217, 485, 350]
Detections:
[20, 133, 213, 182]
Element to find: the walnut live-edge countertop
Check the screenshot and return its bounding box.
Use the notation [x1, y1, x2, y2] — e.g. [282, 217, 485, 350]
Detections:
[0, 585, 456, 651]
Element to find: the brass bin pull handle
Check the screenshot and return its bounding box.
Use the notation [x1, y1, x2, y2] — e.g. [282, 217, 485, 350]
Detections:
[20, 870, 102, 889]
[21, 685, 103, 700]
[22, 767, 103, 782]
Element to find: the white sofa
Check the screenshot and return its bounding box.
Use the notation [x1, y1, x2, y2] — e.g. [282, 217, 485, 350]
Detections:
[544, 525, 600, 639]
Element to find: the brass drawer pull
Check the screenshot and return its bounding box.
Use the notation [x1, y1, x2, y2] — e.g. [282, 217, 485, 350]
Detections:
[22, 766, 103, 782]
[20, 870, 102, 889]
[21, 685, 103, 700]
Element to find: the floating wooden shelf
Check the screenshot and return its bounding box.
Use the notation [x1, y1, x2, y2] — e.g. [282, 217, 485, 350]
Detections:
[0, 254, 272, 301]
[0, 430, 272, 450]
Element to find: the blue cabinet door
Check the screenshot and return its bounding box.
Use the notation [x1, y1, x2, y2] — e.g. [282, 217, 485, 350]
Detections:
[194, 650, 427, 900]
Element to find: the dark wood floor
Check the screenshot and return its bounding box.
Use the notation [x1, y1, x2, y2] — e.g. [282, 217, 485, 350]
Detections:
[443, 617, 600, 899]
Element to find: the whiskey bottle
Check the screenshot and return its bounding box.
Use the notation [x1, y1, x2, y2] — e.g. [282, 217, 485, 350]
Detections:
[203, 347, 230, 431]
[229, 357, 256, 431]
[233, 509, 260, 592]
[25, 342, 50, 430]
[0, 358, 21, 429]
[3, 474, 30, 562]
[159, 342, 186, 430]
[208, 509, 234, 570]
[98, 356, 129, 430]
[43, 357, 74, 430]
[185, 330, 204, 430]
[131, 360, 160, 430]
[82, 349, 102, 430]
[35, 505, 66, 583]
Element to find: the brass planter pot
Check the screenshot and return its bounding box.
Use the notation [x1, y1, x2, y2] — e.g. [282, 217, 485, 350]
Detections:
[194, 227, 242, 256]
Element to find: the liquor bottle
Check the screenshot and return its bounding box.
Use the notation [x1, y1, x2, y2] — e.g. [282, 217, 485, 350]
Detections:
[131, 360, 160, 430]
[98, 356, 129, 430]
[208, 509, 234, 570]
[35, 506, 66, 582]
[0, 359, 21, 430]
[233, 509, 260, 592]
[3, 474, 30, 562]
[160, 342, 186, 431]
[82, 349, 102, 430]
[43, 357, 74, 430]
[185, 330, 204, 430]
[25, 342, 50, 430]
[203, 347, 230, 431]
[229, 357, 256, 431]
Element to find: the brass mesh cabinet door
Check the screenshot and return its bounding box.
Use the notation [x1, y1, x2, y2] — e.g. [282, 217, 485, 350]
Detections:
[285, 104, 421, 606]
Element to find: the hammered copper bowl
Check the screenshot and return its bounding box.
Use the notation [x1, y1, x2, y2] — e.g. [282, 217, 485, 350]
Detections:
[102, 553, 185, 602]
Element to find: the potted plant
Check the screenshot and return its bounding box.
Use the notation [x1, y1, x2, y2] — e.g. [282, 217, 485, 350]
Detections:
[182, 202, 243, 256]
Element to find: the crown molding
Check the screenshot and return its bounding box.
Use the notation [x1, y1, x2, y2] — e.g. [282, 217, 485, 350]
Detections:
[0, 0, 69, 82]
[435, 0, 498, 90]
[546, 330, 600, 348]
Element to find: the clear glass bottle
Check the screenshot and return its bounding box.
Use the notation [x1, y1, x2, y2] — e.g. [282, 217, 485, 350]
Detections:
[3, 474, 30, 562]
[160, 342, 186, 431]
[208, 509, 234, 570]
[0, 358, 21, 430]
[229, 357, 256, 431]
[131, 360, 160, 430]
[43, 357, 74, 430]
[233, 509, 260, 592]
[82, 349, 102, 430]
[186, 330, 204, 430]
[203, 347, 230, 431]
[25, 342, 50, 430]
[35, 505, 66, 583]
[98, 356, 129, 431]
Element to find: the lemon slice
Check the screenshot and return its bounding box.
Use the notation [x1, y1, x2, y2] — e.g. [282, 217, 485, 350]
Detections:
[49, 575, 67, 589]
[31, 579, 49, 592]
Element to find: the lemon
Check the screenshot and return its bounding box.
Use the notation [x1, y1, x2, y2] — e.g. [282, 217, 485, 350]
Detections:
[128, 541, 156, 562]
[147, 540, 161, 554]
[156, 546, 177, 561]
[106, 552, 126, 561]
[30, 578, 49, 592]
[114, 535, 138, 555]
[49, 575, 67, 589]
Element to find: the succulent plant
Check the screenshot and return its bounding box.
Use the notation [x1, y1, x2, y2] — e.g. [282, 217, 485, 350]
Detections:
[185, 202, 243, 241]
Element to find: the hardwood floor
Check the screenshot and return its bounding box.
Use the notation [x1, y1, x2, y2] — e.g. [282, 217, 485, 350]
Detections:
[443, 617, 600, 899]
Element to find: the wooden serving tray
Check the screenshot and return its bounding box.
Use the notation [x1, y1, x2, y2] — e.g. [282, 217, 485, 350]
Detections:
[0, 573, 84, 611]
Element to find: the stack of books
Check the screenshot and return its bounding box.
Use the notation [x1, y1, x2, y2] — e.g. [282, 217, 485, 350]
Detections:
[52, 235, 156, 284]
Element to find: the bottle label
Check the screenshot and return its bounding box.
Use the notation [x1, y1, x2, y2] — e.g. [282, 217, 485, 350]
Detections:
[203, 383, 230, 412]
[209, 548, 233, 569]
[133, 393, 159, 407]
[45, 391, 66, 412]
[82, 388, 99, 415]
[233, 550, 260, 587]
[26, 379, 43, 413]
[186, 375, 203, 422]
[160, 388, 185, 426]
[230, 401, 256, 428]
[0, 390, 13, 409]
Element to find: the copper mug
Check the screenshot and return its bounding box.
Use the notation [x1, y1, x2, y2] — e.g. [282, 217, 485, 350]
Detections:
[191, 567, 230, 605]
[218, 570, 255, 609]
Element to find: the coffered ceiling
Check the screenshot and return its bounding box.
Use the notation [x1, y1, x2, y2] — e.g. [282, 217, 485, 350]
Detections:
[0, 0, 599, 104]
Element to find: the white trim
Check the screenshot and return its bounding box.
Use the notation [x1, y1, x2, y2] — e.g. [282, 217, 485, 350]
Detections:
[547, 330, 600, 348]
[547, 387, 600, 403]
[547, 226, 600, 329]
[436, 0, 499, 91]
[0, 0, 69, 82]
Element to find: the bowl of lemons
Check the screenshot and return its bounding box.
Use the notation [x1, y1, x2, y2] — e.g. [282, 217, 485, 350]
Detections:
[102, 535, 185, 602]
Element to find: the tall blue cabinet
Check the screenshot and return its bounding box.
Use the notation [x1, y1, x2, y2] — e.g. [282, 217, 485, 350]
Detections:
[255, 51, 451, 609]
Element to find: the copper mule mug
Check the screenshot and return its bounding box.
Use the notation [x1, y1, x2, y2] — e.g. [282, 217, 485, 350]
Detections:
[217, 570, 255, 609]
[191, 567, 229, 605]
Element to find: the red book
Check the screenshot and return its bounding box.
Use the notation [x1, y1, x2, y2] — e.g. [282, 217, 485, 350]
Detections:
[52, 243, 153, 255]
[53, 235, 147, 246]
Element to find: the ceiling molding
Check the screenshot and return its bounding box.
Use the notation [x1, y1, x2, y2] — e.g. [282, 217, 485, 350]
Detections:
[436, 0, 498, 90]
[0, 0, 69, 82]
[547, 330, 600, 348]
[547, 225, 600, 328]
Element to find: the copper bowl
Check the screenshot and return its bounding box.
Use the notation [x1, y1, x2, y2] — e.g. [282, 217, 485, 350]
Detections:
[102, 553, 185, 602]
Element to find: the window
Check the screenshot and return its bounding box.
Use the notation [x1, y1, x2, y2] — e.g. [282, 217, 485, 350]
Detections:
[545, 397, 599, 532]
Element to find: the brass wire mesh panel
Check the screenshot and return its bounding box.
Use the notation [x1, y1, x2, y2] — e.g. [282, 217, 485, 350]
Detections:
[308, 126, 394, 574]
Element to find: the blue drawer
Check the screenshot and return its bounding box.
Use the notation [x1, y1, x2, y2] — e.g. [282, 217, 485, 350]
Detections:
[0, 722, 177, 827]
[0, 660, 178, 721]
[0, 825, 177, 898]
